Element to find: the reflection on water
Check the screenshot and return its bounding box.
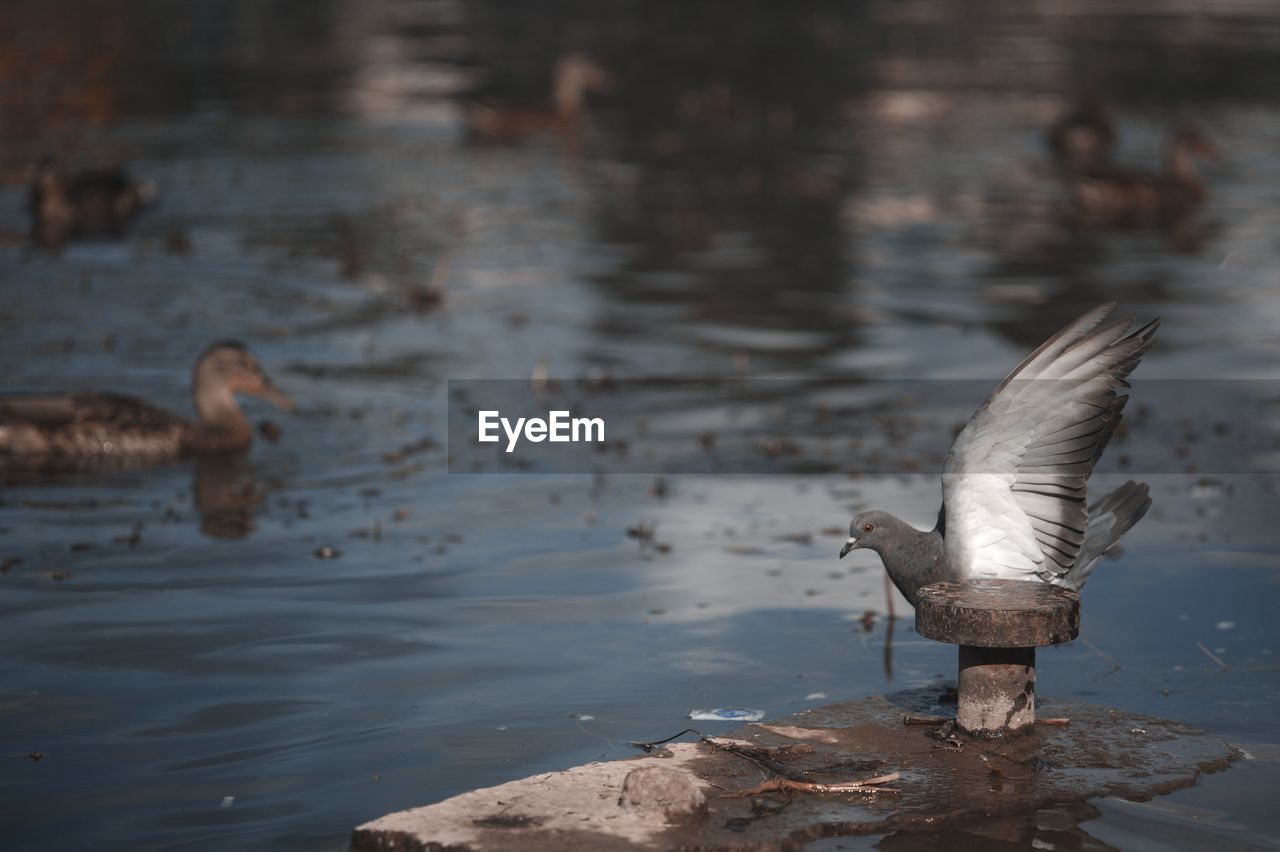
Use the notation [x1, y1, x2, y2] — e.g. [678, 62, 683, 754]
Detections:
[810, 802, 1117, 851]
[193, 454, 261, 539]
[582, 6, 867, 365]
[1, 0, 1279, 849]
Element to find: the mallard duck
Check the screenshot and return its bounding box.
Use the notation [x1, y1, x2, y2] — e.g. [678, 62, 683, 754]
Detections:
[28, 159, 157, 248]
[0, 342, 293, 463]
[1047, 102, 1115, 173]
[464, 53, 613, 144]
[1070, 128, 1216, 230]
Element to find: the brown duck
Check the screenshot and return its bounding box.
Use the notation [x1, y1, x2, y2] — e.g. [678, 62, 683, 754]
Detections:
[29, 159, 157, 248]
[464, 53, 612, 145]
[1070, 129, 1216, 229]
[0, 342, 293, 463]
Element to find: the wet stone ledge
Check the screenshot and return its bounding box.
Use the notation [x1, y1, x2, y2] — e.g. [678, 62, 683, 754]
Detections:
[351, 689, 1240, 851]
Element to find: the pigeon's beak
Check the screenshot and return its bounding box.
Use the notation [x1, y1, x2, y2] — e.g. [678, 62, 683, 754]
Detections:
[839, 537, 858, 559]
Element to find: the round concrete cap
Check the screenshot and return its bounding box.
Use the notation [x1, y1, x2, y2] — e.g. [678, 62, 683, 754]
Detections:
[915, 579, 1080, 648]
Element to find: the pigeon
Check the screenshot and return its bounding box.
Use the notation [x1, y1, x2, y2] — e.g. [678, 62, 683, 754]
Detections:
[840, 303, 1157, 607]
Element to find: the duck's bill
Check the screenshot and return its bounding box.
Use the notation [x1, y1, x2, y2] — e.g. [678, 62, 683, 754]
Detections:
[839, 537, 857, 559]
[253, 381, 296, 412]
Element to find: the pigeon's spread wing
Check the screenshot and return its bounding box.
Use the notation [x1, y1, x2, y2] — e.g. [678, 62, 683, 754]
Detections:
[942, 304, 1157, 580]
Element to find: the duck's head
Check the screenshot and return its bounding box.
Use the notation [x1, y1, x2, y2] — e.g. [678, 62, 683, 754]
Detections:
[1049, 103, 1115, 171]
[553, 53, 613, 114]
[1171, 128, 1217, 163]
[30, 157, 66, 194]
[192, 342, 294, 420]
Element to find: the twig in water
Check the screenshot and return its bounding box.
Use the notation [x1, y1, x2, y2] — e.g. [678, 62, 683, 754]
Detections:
[702, 737, 794, 779]
[725, 772, 901, 798]
[703, 737, 899, 798]
[902, 714, 950, 726]
[1081, 638, 1121, 671]
[883, 609, 895, 682]
[1196, 641, 1229, 672]
[629, 730, 902, 799]
[627, 729, 705, 753]
[1037, 717, 1071, 726]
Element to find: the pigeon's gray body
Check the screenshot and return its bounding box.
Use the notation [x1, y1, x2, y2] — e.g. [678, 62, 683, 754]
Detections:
[843, 304, 1156, 606]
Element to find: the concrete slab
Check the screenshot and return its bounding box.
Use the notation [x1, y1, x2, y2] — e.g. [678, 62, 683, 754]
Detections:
[352, 688, 1240, 851]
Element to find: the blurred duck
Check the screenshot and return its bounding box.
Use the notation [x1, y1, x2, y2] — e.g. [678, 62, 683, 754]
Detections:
[1047, 102, 1115, 174]
[1070, 128, 1217, 230]
[28, 159, 156, 247]
[465, 53, 613, 145]
[0, 343, 293, 463]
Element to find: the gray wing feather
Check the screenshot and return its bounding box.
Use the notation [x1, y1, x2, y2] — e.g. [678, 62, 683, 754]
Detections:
[943, 304, 1158, 580]
[1057, 481, 1153, 589]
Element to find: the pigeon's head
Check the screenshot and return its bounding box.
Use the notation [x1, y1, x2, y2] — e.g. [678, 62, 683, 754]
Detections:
[840, 511, 895, 558]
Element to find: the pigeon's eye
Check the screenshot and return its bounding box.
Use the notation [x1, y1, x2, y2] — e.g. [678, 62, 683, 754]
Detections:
[863, 523, 875, 534]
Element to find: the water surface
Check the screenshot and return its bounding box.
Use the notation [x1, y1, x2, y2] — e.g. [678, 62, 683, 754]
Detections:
[1, 1, 1279, 849]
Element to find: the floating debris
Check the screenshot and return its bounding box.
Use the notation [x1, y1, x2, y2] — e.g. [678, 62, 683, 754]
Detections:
[220, 796, 235, 808]
[314, 546, 342, 559]
[381, 436, 437, 464]
[165, 226, 193, 255]
[1196, 641, 1228, 671]
[1190, 477, 1232, 499]
[625, 523, 655, 543]
[24, 751, 46, 762]
[112, 522, 144, 547]
[688, 708, 766, 722]
[757, 437, 800, 457]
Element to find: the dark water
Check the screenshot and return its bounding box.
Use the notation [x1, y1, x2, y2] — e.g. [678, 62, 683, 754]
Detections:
[2, 2, 1279, 849]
